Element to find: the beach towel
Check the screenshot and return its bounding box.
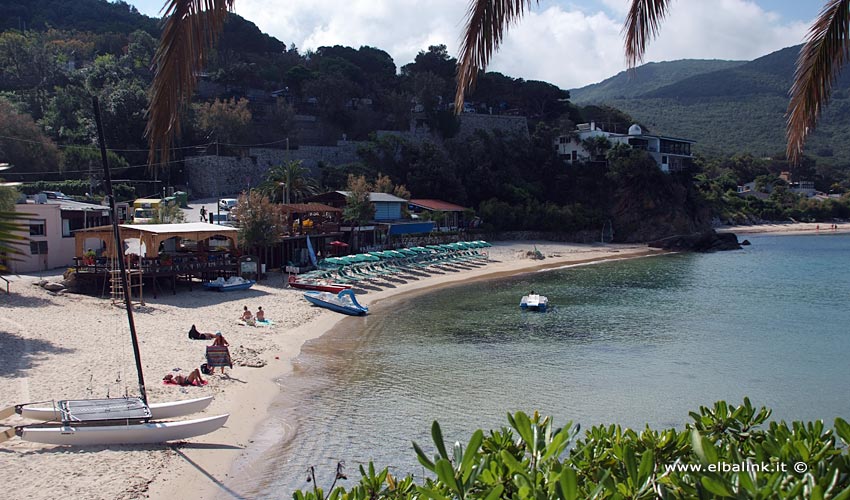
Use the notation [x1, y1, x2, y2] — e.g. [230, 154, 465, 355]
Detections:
[238, 319, 275, 327]
[206, 345, 233, 368]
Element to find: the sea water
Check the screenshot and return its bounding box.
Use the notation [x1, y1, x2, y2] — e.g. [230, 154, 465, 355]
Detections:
[230, 233, 850, 497]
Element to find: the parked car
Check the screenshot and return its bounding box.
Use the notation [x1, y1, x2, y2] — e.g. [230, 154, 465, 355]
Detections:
[219, 198, 237, 211]
[41, 191, 72, 200]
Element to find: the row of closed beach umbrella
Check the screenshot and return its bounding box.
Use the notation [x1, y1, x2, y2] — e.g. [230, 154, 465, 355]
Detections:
[319, 241, 492, 268]
[302, 241, 492, 283]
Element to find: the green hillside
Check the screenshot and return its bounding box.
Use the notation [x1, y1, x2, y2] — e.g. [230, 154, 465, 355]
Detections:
[570, 59, 746, 102]
[570, 45, 850, 164]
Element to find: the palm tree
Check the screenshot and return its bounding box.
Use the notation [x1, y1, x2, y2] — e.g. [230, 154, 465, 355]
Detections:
[259, 160, 320, 204]
[454, 0, 850, 165]
[146, 0, 233, 166]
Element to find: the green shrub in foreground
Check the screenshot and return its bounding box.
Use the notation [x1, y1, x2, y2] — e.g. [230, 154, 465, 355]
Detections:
[293, 399, 850, 499]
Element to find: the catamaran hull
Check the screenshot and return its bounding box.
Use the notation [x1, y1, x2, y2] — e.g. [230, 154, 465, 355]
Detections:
[17, 414, 229, 445]
[20, 396, 214, 421]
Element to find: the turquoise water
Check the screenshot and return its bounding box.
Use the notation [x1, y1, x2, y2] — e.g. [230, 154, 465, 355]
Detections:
[233, 234, 850, 497]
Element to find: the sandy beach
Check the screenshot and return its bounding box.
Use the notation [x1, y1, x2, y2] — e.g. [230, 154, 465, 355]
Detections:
[0, 226, 843, 499]
[718, 221, 850, 235]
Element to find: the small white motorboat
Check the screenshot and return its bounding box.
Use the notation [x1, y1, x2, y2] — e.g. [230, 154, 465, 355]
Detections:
[520, 294, 548, 312]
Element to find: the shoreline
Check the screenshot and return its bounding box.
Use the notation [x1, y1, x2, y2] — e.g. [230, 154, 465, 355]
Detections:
[718, 221, 850, 236]
[149, 242, 661, 500]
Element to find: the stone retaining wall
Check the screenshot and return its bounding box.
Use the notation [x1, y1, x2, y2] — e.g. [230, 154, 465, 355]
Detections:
[185, 142, 363, 198]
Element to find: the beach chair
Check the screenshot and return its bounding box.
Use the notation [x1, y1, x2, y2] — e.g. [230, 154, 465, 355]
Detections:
[205, 345, 233, 371]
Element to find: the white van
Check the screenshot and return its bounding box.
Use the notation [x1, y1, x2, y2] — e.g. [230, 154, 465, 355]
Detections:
[219, 198, 237, 211]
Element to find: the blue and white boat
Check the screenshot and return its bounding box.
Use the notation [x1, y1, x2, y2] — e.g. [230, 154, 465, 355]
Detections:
[203, 276, 256, 292]
[520, 294, 548, 312]
[303, 289, 369, 316]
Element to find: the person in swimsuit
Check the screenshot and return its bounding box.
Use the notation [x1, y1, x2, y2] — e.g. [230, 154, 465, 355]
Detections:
[163, 368, 204, 386]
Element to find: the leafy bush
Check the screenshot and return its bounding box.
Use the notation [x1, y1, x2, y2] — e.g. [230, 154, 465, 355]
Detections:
[293, 400, 850, 499]
[20, 180, 135, 201]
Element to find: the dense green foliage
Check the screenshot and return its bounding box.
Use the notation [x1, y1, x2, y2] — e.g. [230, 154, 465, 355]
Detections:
[692, 154, 850, 224]
[19, 179, 136, 201]
[323, 129, 707, 239]
[293, 400, 850, 499]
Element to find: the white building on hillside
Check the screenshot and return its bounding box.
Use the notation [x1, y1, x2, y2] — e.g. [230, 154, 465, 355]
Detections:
[555, 122, 695, 172]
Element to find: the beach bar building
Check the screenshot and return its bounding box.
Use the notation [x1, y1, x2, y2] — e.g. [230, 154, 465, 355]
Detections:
[72, 222, 240, 297]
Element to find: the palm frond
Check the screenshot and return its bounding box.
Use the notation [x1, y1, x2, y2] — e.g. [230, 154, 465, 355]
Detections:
[0, 210, 32, 272]
[146, 0, 234, 167]
[455, 0, 536, 112]
[623, 0, 673, 68]
[786, 0, 850, 164]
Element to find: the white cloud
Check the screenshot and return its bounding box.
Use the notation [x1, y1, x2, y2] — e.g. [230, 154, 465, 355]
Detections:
[640, 0, 809, 63]
[200, 0, 810, 89]
[488, 7, 624, 88]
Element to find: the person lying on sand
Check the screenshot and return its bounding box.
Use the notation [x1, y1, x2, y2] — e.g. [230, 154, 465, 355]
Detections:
[163, 369, 205, 386]
[189, 324, 215, 340]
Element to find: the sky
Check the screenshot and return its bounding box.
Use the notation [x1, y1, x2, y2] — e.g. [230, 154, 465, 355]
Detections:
[123, 0, 821, 90]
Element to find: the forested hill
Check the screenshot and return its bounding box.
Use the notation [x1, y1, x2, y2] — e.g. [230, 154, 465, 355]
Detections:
[570, 45, 850, 164]
[0, 0, 159, 34]
[0, 0, 285, 53]
[570, 59, 746, 102]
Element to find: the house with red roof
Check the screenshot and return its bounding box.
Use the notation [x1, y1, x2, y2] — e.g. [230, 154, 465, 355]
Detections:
[407, 199, 469, 231]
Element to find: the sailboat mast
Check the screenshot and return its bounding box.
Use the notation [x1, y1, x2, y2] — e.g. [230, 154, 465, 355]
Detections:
[92, 96, 148, 406]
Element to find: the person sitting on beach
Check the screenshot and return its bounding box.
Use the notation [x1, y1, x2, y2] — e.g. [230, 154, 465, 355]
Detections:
[163, 368, 205, 386]
[256, 306, 265, 322]
[189, 324, 215, 340]
[212, 332, 229, 347]
[241, 305, 254, 325]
